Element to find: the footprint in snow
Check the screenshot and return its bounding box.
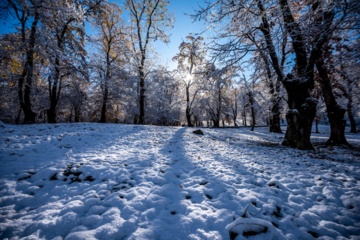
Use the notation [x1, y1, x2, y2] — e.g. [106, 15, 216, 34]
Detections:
[227, 217, 285, 240]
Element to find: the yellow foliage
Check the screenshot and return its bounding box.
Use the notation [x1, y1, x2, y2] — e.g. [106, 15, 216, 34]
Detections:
[8, 81, 15, 87]
[10, 59, 23, 74]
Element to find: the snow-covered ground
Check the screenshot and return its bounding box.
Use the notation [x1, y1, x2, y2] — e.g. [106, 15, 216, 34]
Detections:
[0, 123, 359, 240]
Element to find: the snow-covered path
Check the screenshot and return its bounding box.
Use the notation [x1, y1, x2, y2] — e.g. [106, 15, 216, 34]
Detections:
[0, 123, 359, 239]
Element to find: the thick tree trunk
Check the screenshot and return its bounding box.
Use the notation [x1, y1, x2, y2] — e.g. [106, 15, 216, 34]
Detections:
[269, 96, 282, 133]
[213, 120, 220, 128]
[346, 84, 357, 133]
[18, 11, 39, 124]
[348, 101, 357, 133]
[327, 106, 348, 144]
[282, 75, 317, 150]
[233, 117, 238, 127]
[250, 107, 255, 131]
[278, 0, 328, 150]
[47, 107, 57, 124]
[316, 57, 349, 145]
[250, 109, 255, 131]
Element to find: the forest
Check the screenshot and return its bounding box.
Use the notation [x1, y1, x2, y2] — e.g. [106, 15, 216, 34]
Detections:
[0, 0, 359, 150]
[1, 1, 360, 239]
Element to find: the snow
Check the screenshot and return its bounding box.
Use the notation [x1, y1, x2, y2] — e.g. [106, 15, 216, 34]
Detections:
[0, 123, 359, 240]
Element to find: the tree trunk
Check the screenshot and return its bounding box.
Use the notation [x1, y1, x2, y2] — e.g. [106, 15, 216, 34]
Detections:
[100, 76, 109, 123]
[269, 96, 282, 133]
[250, 107, 255, 131]
[138, 62, 146, 124]
[233, 117, 238, 127]
[47, 76, 58, 124]
[18, 10, 39, 124]
[315, 115, 320, 133]
[256, 0, 283, 133]
[316, 57, 349, 145]
[186, 106, 193, 127]
[316, 121, 319, 134]
[15, 108, 22, 124]
[213, 119, 220, 128]
[47, 26, 66, 124]
[100, 98, 107, 123]
[346, 82, 357, 133]
[214, 87, 222, 128]
[47, 57, 61, 124]
[348, 101, 357, 133]
[243, 107, 247, 126]
[47, 108, 57, 124]
[101, 46, 112, 123]
[279, 0, 324, 150]
[74, 107, 80, 122]
[185, 86, 193, 127]
[248, 91, 255, 131]
[69, 109, 73, 123]
[282, 75, 317, 150]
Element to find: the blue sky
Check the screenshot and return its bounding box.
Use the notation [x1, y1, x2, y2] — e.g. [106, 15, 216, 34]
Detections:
[153, 0, 209, 70]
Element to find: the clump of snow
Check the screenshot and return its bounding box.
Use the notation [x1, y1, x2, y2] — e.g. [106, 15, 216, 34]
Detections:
[0, 123, 359, 239]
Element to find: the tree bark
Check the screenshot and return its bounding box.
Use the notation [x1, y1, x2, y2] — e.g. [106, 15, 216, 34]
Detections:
[347, 100, 357, 133]
[279, 0, 320, 150]
[316, 121, 319, 134]
[243, 107, 247, 126]
[256, 0, 283, 133]
[18, 9, 39, 124]
[316, 57, 349, 145]
[269, 99, 282, 133]
[213, 86, 222, 128]
[74, 106, 80, 122]
[248, 91, 255, 131]
[100, 93, 108, 123]
[186, 107, 193, 127]
[47, 60, 60, 124]
[233, 117, 238, 127]
[344, 77, 357, 133]
[100, 61, 110, 123]
[282, 75, 317, 150]
[47, 19, 73, 124]
[138, 64, 146, 124]
[185, 86, 193, 127]
[15, 108, 22, 124]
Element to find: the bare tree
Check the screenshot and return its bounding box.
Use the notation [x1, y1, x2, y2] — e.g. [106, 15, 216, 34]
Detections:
[125, 0, 173, 124]
[173, 35, 206, 127]
[91, 2, 128, 123]
[3, 0, 41, 123]
[194, 0, 353, 149]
